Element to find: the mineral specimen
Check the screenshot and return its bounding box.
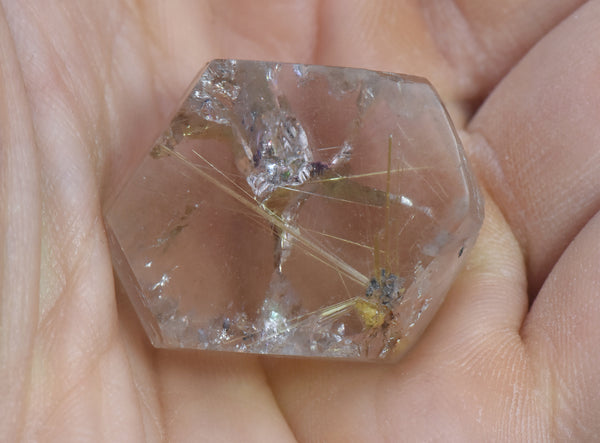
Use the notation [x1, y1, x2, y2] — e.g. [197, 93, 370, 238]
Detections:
[105, 60, 483, 362]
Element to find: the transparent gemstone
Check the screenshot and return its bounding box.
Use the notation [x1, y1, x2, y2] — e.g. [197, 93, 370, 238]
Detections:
[105, 60, 483, 362]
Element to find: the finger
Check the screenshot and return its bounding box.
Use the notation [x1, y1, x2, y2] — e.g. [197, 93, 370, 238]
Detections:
[522, 211, 600, 441]
[154, 350, 296, 442]
[440, 0, 585, 96]
[467, 0, 600, 293]
[0, 5, 41, 439]
[1, 1, 155, 438]
[317, 0, 583, 122]
[2, 0, 117, 365]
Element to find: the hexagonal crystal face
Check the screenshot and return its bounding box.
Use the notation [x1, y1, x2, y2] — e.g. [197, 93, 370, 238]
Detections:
[105, 60, 483, 362]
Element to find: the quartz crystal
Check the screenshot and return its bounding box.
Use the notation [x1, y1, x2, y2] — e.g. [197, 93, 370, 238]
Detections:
[106, 60, 483, 362]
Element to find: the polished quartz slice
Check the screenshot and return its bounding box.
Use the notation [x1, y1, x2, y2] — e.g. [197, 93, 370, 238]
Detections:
[105, 60, 483, 362]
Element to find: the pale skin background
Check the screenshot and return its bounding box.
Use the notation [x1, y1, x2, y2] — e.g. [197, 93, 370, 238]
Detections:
[1, 0, 599, 441]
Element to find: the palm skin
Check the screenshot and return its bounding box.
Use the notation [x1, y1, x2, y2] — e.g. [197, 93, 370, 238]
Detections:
[1, 0, 599, 441]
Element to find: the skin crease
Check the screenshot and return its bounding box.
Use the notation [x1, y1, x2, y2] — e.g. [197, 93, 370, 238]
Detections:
[1, 0, 599, 440]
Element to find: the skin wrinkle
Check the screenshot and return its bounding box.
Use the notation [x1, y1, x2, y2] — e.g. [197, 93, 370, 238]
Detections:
[526, 213, 600, 439]
[115, 287, 167, 442]
[34, 338, 116, 436]
[40, 294, 118, 400]
[36, 197, 97, 325]
[0, 2, 42, 441]
[450, 336, 529, 436]
[132, 378, 164, 442]
[258, 357, 301, 442]
[69, 5, 124, 186]
[522, 307, 558, 440]
[129, 352, 164, 442]
[98, 346, 149, 442]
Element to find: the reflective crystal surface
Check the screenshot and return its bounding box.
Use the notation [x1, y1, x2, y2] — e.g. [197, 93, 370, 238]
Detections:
[106, 60, 483, 362]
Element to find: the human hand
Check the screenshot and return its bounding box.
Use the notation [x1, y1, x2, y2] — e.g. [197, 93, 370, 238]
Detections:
[1, 1, 598, 440]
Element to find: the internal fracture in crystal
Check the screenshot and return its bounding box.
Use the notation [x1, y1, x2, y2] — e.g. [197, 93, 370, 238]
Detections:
[106, 60, 483, 362]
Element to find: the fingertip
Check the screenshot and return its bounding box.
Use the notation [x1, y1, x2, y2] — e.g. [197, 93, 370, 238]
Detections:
[422, 185, 528, 349]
